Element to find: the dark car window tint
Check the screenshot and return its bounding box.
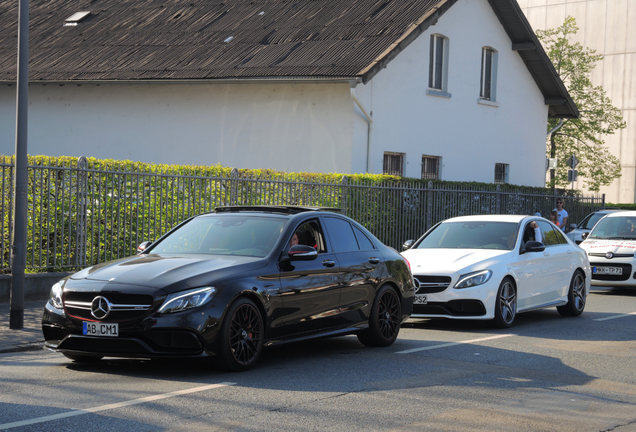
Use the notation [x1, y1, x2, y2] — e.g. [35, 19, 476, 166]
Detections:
[324, 217, 359, 252]
[151, 215, 285, 257]
[353, 225, 375, 250]
[537, 221, 560, 246]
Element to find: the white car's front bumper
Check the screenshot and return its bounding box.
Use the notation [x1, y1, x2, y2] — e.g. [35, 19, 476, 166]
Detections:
[411, 274, 499, 320]
[588, 257, 636, 287]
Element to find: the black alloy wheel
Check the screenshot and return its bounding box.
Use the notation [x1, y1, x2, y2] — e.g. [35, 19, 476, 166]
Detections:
[357, 285, 401, 347]
[494, 278, 517, 328]
[218, 297, 264, 371]
[557, 270, 586, 317]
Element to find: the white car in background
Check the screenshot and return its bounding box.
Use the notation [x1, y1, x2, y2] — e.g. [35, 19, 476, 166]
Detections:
[579, 211, 636, 287]
[401, 215, 591, 327]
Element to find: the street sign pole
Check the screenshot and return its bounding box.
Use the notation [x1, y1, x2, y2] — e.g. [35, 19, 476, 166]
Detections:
[10, 0, 30, 329]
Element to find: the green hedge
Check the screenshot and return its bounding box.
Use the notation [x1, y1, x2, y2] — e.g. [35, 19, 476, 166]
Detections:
[0, 154, 602, 272]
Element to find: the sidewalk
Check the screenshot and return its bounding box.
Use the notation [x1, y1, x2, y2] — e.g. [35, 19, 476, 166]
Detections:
[0, 300, 47, 353]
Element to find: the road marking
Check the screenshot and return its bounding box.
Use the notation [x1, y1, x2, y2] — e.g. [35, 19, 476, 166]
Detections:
[396, 334, 513, 354]
[593, 312, 636, 321]
[0, 381, 235, 430]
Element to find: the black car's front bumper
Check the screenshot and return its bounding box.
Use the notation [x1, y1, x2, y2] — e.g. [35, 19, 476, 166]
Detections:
[42, 301, 224, 359]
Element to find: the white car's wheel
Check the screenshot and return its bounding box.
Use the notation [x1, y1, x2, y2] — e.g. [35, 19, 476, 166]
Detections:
[557, 270, 586, 317]
[494, 278, 517, 328]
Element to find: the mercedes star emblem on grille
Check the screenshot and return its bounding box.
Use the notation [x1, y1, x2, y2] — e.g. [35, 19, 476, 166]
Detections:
[91, 296, 112, 319]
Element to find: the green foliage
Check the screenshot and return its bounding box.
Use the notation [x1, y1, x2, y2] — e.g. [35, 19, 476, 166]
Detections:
[605, 203, 636, 211]
[0, 155, 603, 273]
[537, 17, 626, 191]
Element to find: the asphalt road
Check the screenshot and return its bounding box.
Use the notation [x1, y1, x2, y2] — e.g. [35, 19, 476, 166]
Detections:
[1, 287, 635, 432]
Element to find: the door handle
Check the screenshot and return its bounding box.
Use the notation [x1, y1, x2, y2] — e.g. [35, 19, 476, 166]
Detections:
[368, 257, 380, 264]
[322, 260, 336, 267]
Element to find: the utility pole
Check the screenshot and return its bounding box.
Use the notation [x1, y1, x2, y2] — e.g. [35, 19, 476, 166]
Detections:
[10, 0, 30, 329]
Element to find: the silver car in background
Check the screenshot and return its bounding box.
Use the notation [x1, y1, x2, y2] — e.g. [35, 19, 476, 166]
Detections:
[567, 209, 621, 244]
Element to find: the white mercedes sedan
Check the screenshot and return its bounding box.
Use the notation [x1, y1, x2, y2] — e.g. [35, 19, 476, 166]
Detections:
[401, 215, 591, 327]
[579, 210, 636, 287]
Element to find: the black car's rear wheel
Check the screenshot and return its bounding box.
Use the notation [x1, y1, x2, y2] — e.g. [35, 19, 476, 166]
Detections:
[557, 270, 586, 317]
[63, 353, 103, 362]
[218, 297, 264, 371]
[357, 285, 401, 347]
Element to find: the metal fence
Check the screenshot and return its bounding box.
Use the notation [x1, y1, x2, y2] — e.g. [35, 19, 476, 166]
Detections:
[0, 157, 605, 273]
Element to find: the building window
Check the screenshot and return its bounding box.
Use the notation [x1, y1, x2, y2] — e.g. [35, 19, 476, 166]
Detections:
[494, 163, 509, 184]
[480, 47, 497, 101]
[383, 152, 404, 177]
[429, 34, 448, 91]
[421, 155, 441, 180]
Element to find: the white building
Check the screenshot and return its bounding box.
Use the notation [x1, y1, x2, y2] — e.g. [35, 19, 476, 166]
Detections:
[520, 0, 636, 202]
[0, 0, 577, 186]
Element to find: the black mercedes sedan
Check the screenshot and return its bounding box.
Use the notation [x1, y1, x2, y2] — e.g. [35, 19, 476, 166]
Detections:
[42, 206, 414, 371]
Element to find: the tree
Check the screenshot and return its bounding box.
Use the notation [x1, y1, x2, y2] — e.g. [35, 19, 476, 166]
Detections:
[537, 17, 626, 191]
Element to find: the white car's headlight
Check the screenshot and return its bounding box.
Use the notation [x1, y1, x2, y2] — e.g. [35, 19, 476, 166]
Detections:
[455, 270, 492, 289]
[49, 281, 63, 309]
[158, 287, 216, 314]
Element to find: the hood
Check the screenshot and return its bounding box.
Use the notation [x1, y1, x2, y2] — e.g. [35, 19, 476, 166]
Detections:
[69, 253, 265, 291]
[401, 248, 508, 274]
[580, 239, 636, 255]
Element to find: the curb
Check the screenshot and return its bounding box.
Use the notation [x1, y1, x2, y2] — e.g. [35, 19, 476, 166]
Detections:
[0, 341, 44, 354]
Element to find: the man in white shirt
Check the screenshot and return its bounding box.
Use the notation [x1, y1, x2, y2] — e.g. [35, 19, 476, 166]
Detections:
[553, 199, 568, 231]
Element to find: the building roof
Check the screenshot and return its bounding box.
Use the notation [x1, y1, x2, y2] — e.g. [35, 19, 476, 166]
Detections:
[0, 0, 577, 117]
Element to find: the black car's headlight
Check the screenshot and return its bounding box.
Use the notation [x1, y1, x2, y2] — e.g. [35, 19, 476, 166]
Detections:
[158, 287, 216, 314]
[455, 270, 492, 289]
[49, 281, 63, 309]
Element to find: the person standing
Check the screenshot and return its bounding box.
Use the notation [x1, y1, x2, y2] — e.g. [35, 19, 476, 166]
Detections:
[553, 199, 568, 231]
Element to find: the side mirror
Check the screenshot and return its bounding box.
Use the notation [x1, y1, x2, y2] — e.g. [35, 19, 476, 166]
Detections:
[402, 239, 415, 251]
[521, 240, 545, 254]
[581, 232, 589, 241]
[570, 223, 577, 230]
[287, 245, 318, 260]
[137, 241, 153, 254]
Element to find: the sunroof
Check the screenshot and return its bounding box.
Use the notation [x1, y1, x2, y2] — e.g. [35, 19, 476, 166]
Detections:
[64, 11, 91, 26]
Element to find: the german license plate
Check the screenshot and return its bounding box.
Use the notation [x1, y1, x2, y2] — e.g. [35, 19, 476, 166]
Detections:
[414, 295, 428, 305]
[83, 321, 119, 337]
[593, 266, 622, 275]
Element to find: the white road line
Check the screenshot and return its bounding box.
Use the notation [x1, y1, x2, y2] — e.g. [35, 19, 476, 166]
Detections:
[593, 312, 636, 322]
[396, 334, 514, 354]
[0, 381, 235, 430]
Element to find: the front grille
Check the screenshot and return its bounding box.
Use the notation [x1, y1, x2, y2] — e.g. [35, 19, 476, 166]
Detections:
[588, 253, 634, 258]
[64, 292, 154, 322]
[590, 263, 632, 281]
[413, 275, 451, 294]
[413, 300, 486, 316]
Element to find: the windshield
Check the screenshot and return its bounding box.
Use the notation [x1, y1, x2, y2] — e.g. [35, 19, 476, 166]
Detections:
[150, 214, 286, 257]
[580, 212, 608, 230]
[416, 221, 519, 250]
[589, 216, 636, 240]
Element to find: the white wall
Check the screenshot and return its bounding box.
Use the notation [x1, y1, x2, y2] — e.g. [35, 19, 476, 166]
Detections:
[520, 0, 636, 203]
[0, 81, 353, 173]
[352, 0, 550, 186]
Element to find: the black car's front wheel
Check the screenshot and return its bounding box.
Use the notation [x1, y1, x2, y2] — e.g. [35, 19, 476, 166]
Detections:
[217, 297, 264, 371]
[357, 285, 401, 347]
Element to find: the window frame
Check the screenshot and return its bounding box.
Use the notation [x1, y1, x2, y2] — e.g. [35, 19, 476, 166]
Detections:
[428, 34, 450, 96]
[479, 46, 498, 102]
[494, 163, 509, 184]
[421, 155, 441, 180]
[383, 152, 405, 177]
